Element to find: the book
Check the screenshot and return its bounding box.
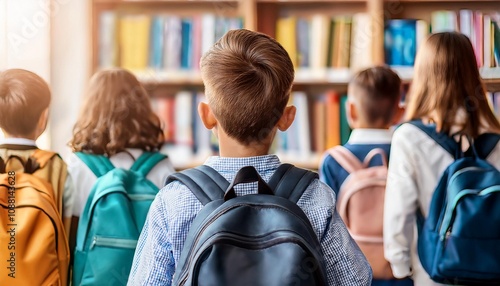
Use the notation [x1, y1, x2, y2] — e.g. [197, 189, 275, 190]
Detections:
[310, 14, 330, 72]
[312, 99, 326, 153]
[152, 96, 175, 143]
[493, 18, 500, 66]
[339, 95, 352, 145]
[119, 15, 151, 71]
[291, 91, 311, 159]
[459, 10, 473, 41]
[164, 16, 182, 71]
[296, 18, 310, 68]
[193, 92, 212, 158]
[474, 11, 484, 67]
[181, 18, 193, 69]
[201, 14, 216, 55]
[484, 15, 492, 68]
[98, 11, 117, 68]
[384, 19, 417, 66]
[276, 16, 298, 67]
[431, 10, 457, 33]
[416, 20, 429, 52]
[325, 90, 340, 149]
[329, 16, 352, 68]
[149, 16, 164, 70]
[192, 15, 202, 70]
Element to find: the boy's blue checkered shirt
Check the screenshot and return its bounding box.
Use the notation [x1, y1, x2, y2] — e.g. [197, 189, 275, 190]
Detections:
[128, 155, 372, 285]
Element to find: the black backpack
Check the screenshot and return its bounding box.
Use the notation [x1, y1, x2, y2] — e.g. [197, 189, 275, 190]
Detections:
[167, 164, 327, 286]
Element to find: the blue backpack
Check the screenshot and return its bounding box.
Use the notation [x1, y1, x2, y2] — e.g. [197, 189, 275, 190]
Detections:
[410, 121, 500, 285]
[166, 164, 327, 286]
[73, 152, 166, 286]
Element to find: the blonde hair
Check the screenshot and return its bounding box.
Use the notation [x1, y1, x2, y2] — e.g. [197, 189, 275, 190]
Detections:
[0, 69, 51, 137]
[406, 32, 500, 137]
[200, 29, 294, 145]
[69, 68, 164, 155]
[349, 66, 401, 126]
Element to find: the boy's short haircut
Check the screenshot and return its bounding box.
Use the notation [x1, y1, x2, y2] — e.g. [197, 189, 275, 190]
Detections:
[0, 69, 51, 137]
[349, 66, 401, 125]
[200, 29, 294, 145]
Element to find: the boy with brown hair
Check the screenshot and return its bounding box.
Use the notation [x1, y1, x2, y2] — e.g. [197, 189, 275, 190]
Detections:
[319, 66, 411, 286]
[0, 69, 74, 285]
[320, 66, 404, 195]
[129, 29, 372, 285]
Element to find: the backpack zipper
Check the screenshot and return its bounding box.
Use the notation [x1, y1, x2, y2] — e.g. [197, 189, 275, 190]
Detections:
[439, 185, 500, 240]
[179, 231, 325, 285]
[90, 236, 138, 250]
[437, 166, 489, 237]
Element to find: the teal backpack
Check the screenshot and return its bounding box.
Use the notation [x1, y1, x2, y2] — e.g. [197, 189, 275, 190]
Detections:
[73, 152, 166, 286]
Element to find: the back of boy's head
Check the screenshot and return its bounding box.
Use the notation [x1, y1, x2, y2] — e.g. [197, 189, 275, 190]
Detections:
[69, 68, 163, 156]
[348, 66, 401, 126]
[0, 69, 51, 137]
[200, 29, 294, 145]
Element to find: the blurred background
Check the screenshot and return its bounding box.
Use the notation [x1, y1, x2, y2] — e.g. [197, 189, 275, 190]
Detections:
[1, 0, 499, 170]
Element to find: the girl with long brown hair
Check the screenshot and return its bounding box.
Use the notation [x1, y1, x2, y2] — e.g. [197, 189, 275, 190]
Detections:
[383, 32, 500, 285]
[67, 67, 174, 225]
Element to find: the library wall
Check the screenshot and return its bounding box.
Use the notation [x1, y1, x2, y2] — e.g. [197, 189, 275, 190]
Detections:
[0, 0, 53, 150]
[0, 0, 89, 159]
[89, 0, 500, 170]
[3, 0, 499, 168]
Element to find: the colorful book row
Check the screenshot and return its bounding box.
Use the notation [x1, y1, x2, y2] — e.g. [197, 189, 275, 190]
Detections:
[275, 13, 374, 71]
[151, 91, 351, 168]
[99, 12, 243, 71]
[487, 92, 500, 118]
[385, 10, 500, 67]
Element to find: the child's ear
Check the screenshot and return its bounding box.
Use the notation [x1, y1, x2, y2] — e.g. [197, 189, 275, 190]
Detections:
[346, 100, 357, 128]
[277, 106, 296, 131]
[198, 102, 217, 129]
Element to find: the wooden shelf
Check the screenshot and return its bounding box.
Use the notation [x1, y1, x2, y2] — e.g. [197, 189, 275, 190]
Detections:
[94, 0, 239, 3]
[395, 0, 499, 2]
[391, 67, 500, 91]
[92, 0, 500, 169]
[257, 0, 366, 2]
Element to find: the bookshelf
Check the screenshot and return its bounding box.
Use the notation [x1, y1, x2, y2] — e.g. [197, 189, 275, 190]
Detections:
[90, 0, 500, 169]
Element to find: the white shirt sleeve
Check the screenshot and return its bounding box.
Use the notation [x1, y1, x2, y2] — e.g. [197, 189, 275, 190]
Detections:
[383, 126, 420, 278]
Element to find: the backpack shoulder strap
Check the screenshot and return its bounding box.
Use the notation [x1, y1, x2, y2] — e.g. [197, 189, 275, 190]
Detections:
[327, 146, 363, 174]
[473, 133, 500, 159]
[408, 120, 458, 156]
[363, 148, 388, 167]
[130, 152, 167, 177]
[166, 165, 229, 206]
[75, 152, 115, 177]
[31, 149, 58, 168]
[268, 163, 319, 204]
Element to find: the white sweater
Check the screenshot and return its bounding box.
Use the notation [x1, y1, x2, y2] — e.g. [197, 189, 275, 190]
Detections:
[67, 148, 176, 216]
[383, 123, 500, 286]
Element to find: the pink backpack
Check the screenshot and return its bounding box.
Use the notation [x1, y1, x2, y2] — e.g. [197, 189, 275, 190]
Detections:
[328, 146, 394, 279]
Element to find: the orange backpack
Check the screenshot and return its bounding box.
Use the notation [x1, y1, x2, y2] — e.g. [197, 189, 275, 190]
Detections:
[328, 146, 394, 280]
[0, 150, 70, 286]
